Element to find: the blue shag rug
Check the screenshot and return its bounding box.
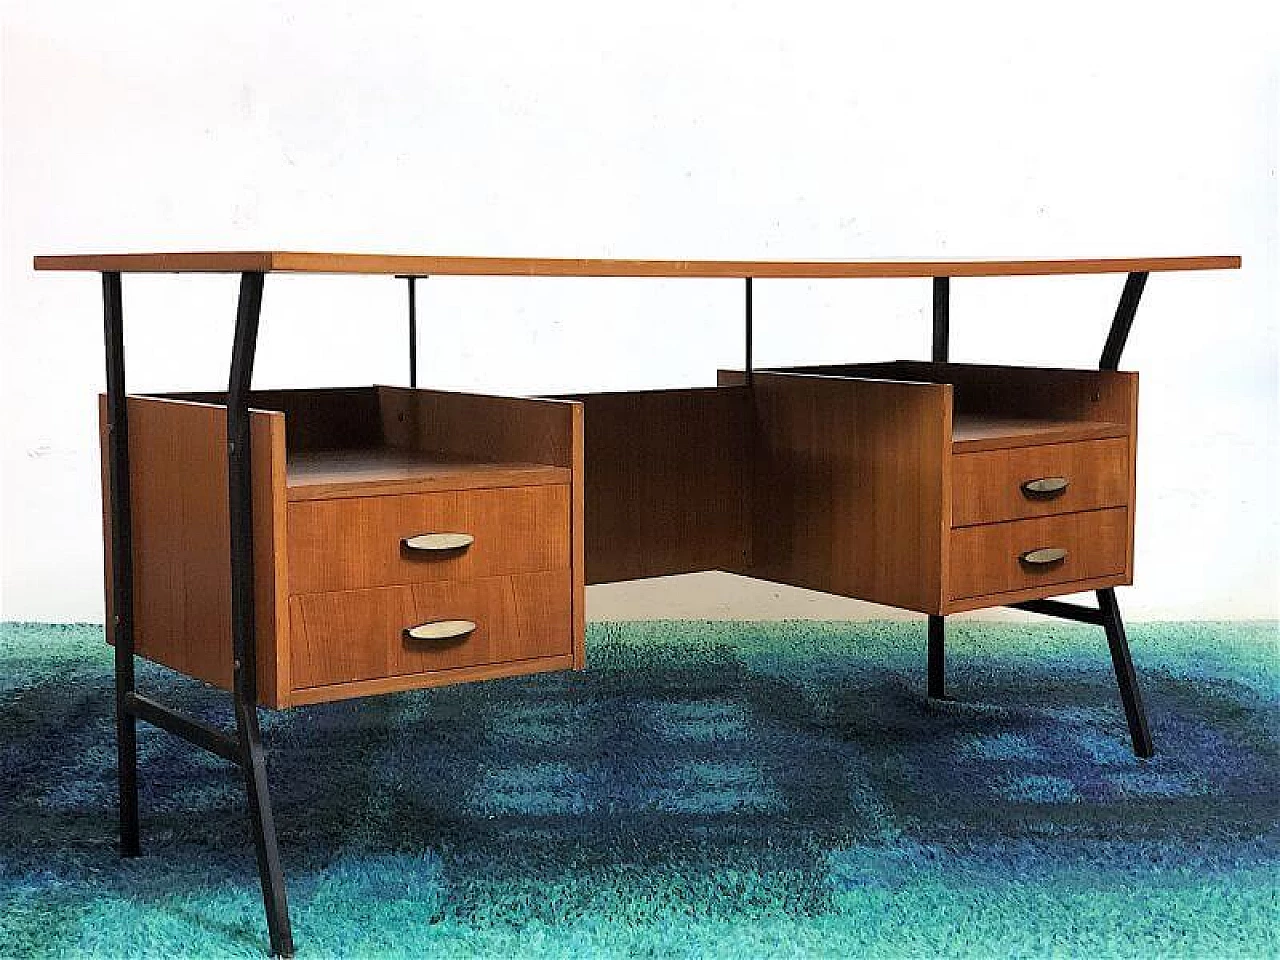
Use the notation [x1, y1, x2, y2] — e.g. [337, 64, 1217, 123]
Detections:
[1, 619, 1277, 958]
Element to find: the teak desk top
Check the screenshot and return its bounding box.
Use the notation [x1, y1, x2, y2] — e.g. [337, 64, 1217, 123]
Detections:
[33, 252, 1241, 278]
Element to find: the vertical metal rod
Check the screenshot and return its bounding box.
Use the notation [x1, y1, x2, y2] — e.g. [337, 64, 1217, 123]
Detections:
[407, 276, 418, 388]
[927, 615, 945, 698]
[1097, 588, 1154, 758]
[227, 272, 294, 957]
[927, 277, 949, 700]
[103, 271, 140, 857]
[932, 277, 950, 363]
[228, 272, 263, 707]
[1099, 271, 1148, 370]
[745, 277, 753, 382]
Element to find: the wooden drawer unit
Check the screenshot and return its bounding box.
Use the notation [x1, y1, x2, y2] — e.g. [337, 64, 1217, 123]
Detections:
[102, 386, 585, 708]
[951, 438, 1130, 526]
[948, 508, 1129, 601]
[288, 570, 573, 694]
[288, 484, 571, 594]
[721, 362, 1138, 615]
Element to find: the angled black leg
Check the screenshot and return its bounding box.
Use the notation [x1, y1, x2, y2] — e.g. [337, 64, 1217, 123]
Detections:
[1010, 591, 1155, 757]
[228, 272, 294, 957]
[927, 615, 946, 698]
[1097, 588, 1154, 758]
[1099, 272, 1148, 370]
[103, 271, 140, 857]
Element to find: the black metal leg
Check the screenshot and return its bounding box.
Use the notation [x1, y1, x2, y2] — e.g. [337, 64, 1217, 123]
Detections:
[1099, 272, 1148, 370]
[932, 277, 950, 363]
[927, 615, 946, 698]
[237, 700, 293, 956]
[1097, 588, 1154, 758]
[102, 271, 140, 857]
[228, 272, 294, 957]
[744, 277, 753, 382]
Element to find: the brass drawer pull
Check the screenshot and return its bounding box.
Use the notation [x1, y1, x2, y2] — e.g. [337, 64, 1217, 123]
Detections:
[1021, 476, 1069, 499]
[1020, 547, 1068, 566]
[403, 620, 476, 642]
[401, 532, 474, 553]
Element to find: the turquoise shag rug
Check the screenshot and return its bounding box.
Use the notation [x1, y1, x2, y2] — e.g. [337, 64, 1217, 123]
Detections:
[1, 620, 1277, 958]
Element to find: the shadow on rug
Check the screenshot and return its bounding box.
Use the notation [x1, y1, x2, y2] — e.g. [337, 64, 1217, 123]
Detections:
[1, 619, 1277, 958]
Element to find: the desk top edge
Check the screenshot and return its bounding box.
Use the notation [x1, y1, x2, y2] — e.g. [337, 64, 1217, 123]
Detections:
[32, 251, 1242, 277]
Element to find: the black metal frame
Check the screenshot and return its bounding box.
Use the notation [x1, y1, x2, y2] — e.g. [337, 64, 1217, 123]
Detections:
[103, 271, 295, 957]
[922, 272, 1155, 758]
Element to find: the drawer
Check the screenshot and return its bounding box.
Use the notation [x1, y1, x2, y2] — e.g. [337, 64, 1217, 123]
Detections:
[947, 508, 1128, 601]
[288, 484, 570, 594]
[289, 570, 572, 688]
[951, 438, 1129, 526]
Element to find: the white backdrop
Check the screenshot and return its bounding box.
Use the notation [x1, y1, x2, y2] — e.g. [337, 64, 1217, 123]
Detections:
[2, 1, 1276, 622]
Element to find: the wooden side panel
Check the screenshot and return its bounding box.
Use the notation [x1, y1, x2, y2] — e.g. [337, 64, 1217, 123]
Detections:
[100, 396, 289, 707]
[376, 386, 578, 468]
[747, 373, 952, 614]
[1125, 376, 1139, 580]
[568, 387, 752, 584]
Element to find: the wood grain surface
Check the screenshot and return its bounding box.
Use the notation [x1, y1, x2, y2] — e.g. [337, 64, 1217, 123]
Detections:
[568, 387, 753, 584]
[745, 372, 953, 614]
[100, 396, 290, 706]
[287, 484, 570, 593]
[288, 570, 572, 689]
[947, 508, 1129, 601]
[36, 251, 1241, 277]
[951, 438, 1130, 525]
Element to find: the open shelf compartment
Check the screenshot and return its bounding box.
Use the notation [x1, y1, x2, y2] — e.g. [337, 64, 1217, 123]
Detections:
[759, 361, 1136, 451]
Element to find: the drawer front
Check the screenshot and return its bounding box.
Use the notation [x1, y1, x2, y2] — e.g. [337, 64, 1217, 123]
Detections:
[951, 438, 1130, 527]
[288, 484, 570, 594]
[947, 508, 1128, 601]
[289, 570, 572, 688]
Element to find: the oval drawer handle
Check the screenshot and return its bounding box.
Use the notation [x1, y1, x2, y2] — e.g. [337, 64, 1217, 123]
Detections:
[401, 532, 474, 553]
[403, 620, 476, 642]
[1020, 547, 1068, 566]
[1021, 476, 1069, 499]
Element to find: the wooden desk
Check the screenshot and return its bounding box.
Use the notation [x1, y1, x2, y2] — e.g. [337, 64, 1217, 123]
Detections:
[34, 252, 1241, 956]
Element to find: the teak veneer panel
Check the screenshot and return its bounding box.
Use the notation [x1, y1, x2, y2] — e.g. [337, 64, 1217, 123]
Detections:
[947, 508, 1130, 601]
[569, 387, 752, 584]
[745, 372, 952, 614]
[952, 438, 1130, 526]
[100, 396, 289, 707]
[288, 484, 571, 594]
[35, 251, 1241, 277]
[377, 386, 577, 469]
[289, 570, 572, 689]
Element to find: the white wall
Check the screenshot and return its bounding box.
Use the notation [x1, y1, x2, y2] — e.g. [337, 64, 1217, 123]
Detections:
[2, 0, 1276, 622]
